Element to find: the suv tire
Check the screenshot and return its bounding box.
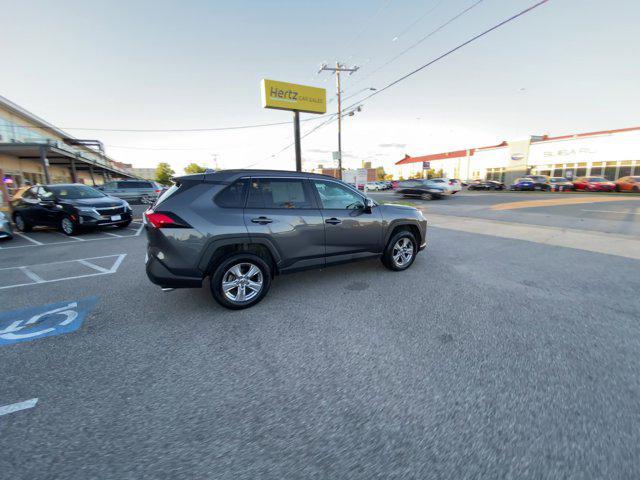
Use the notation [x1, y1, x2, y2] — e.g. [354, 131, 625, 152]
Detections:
[14, 213, 32, 232]
[210, 253, 272, 310]
[382, 230, 417, 271]
[60, 216, 78, 236]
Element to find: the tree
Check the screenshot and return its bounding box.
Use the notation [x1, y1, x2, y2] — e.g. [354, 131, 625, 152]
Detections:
[184, 163, 207, 174]
[376, 167, 386, 181]
[155, 162, 175, 186]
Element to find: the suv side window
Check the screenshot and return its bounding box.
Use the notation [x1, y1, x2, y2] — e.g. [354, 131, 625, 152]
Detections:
[247, 178, 313, 209]
[312, 180, 364, 210]
[37, 187, 54, 199]
[216, 179, 248, 208]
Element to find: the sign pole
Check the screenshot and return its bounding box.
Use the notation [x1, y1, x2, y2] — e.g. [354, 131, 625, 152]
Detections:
[293, 110, 302, 172]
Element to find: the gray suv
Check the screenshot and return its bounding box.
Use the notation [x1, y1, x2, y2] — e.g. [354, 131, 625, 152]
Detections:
[99, 180, 161, 204]
[144, 170, 428, 309]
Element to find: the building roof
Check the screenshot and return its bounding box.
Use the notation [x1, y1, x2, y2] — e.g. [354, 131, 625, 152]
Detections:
[395, 126, 640, 165]
[396, 149, 471, 165]
[0, 94, 127, 169]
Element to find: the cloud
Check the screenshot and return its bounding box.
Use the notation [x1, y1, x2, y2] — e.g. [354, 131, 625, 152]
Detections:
[378, 143, 406, 148]
[307, 148, 332, 153]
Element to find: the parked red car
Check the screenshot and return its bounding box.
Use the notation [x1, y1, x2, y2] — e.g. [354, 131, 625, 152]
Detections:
[572, 176, 616, 192]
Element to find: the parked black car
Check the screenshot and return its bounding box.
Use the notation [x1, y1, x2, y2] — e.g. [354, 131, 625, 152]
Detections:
[549, 177, 574, 191]
[395, 179, 451, 199]
[12, 184, 132, 235]
[467, 180, 506, 190]
[145, 170, 428, 309]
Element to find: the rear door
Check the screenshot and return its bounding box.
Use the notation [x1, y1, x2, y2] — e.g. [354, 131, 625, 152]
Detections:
[36, 186, 60, 225]
[17, 187, 41, 224]
[243, 177, 325, 272]
[310, 179, 383, 265]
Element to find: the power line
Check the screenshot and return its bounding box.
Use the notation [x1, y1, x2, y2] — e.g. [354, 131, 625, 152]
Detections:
[344, 0, 550, 113]
[8, 113, 335, 133]
[349, 0, 486, 90]
[254, 0, 550, 169]
[345, 0, 395, 62]
[243, 113, 342, 168]
[391, 0, 446, 42]
[106, 144, 218, 151]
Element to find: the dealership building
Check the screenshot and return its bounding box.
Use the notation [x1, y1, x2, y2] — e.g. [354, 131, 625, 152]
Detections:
[396, 126, 640, 185]
[0, 94, 136, 199]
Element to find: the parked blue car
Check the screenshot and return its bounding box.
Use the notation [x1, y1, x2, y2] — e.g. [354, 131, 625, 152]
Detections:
[510, 176, 550, 191]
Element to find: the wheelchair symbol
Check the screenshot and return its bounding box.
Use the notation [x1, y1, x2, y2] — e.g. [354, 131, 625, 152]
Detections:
[0, 298, 97, 346]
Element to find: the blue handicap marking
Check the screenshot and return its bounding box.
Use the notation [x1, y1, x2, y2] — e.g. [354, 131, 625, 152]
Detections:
[0, 297, 98, 346]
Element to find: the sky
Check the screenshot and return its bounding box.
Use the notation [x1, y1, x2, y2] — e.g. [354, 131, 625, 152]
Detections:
[1, 0, 639, 176]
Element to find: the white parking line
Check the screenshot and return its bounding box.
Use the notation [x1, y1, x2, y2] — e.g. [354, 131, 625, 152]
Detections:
[582, 209, 640, 215]
[77, 258, 110, 273]
[19, 267, 45, 284]
[0, 398, 38, 417]
[14, 232, 43, 245]
[1, 224, 144, 250]
[0, 254, 127, 290]
[54, 231, 85, 241]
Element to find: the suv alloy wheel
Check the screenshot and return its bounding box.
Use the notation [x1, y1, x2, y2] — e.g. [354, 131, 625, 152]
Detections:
[61, 216, 78, 236]
[210, 253, 272, 309]
[382, 230, 417, 271]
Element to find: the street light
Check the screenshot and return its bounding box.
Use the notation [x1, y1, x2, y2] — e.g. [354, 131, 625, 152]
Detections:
[341, 87, 377, 103]
[328, 87, 376, 105]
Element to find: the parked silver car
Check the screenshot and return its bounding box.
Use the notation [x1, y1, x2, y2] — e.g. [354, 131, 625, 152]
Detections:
[0, 210, 13, 240]
[99, 180, 162, 204]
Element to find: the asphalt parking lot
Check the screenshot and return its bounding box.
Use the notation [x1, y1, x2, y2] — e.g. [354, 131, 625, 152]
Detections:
[2, 192, 640, 479]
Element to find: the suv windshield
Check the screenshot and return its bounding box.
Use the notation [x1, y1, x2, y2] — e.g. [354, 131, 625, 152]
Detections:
[49, 185, 105, 199]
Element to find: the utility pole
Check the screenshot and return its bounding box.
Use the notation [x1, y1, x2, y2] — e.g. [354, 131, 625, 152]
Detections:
[319, 62, 359, 179]
[293, 111, 302, 172]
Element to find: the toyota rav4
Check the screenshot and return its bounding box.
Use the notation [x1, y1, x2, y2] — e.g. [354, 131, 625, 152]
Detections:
[144, 170, 428, 309]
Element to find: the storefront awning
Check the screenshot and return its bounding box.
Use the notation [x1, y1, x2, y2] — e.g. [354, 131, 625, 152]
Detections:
[0, 142, 135, 178]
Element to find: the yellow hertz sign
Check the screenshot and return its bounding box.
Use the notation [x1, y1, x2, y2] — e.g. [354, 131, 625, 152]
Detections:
[261, 79, 326, 114]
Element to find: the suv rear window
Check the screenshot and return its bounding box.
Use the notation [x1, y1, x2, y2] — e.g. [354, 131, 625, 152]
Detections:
[215, 179, 248, 208]
[119, 181, 152, 188]
[154, 184, 179, 207]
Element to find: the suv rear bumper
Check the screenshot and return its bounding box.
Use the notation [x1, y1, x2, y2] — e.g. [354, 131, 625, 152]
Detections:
[146, 252, 203, 289]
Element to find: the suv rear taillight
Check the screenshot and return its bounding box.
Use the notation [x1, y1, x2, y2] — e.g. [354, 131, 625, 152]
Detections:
[144, 210, 190, 228]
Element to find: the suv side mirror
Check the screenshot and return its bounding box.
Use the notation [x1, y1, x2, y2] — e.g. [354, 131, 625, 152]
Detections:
[364, 198, 375, 213]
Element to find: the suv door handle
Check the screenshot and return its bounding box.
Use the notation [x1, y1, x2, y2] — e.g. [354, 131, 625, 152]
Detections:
[251, 216, 273, 224]
[325, 218, 342, 225]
